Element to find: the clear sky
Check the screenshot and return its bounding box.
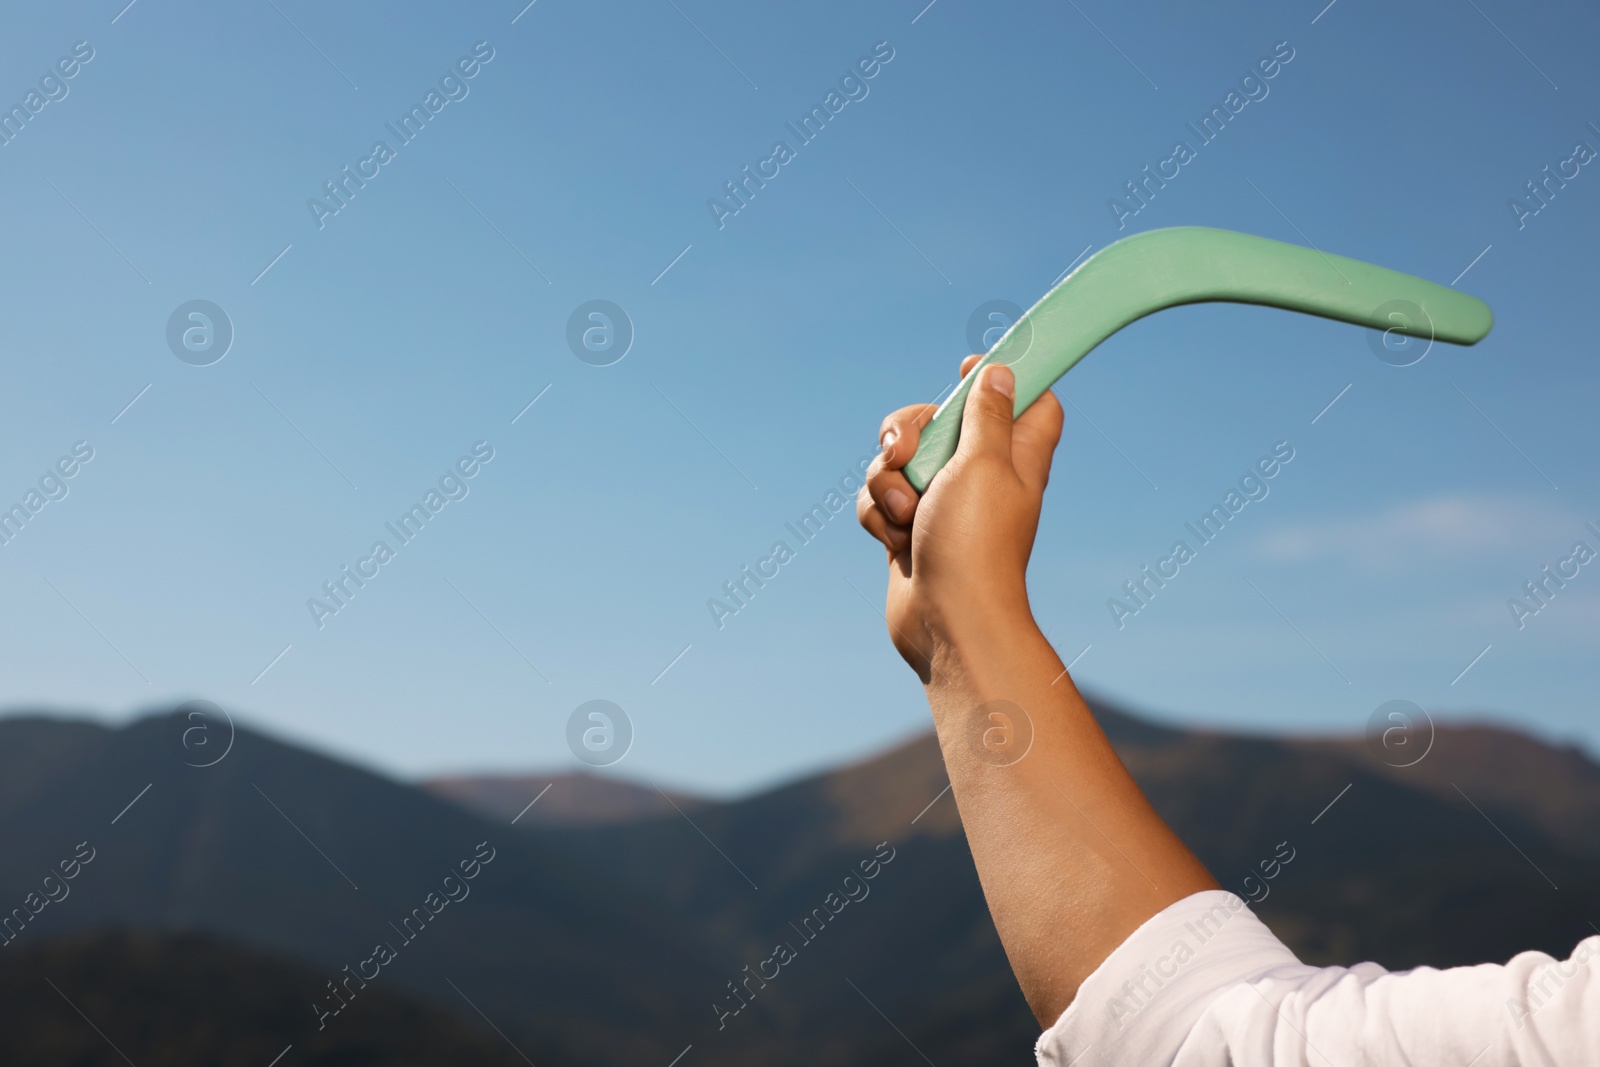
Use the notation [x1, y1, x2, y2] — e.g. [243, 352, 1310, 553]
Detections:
[1, 0, 1596, 795]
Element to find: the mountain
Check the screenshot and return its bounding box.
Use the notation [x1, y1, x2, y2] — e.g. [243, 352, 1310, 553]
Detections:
[424, 770, 706, 827]
[0, 698, 1596, 1065]
[1093, 708, 1600, 968]
[0, 929, 538, 1066]
[0, 711, 716, 1066]
[1287, 724, 1600, 861]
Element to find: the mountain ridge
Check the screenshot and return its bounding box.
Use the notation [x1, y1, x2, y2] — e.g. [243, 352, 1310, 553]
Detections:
[0, 697, 1596, 1065]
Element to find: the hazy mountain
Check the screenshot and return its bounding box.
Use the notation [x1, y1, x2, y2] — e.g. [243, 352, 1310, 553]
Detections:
[424, 770, 706, 827]
[0, 698, 1595, 1065]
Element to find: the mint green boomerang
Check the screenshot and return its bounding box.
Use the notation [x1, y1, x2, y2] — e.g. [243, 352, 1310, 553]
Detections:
[903, 227, 1494, 493]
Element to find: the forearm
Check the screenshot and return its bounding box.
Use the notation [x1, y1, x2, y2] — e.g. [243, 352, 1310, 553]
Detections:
[923, 607, 1218, 1025]
[858, 362, 1218, 1024]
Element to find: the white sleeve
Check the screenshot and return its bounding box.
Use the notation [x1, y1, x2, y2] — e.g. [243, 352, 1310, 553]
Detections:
[1035, 890, 1600, 1067]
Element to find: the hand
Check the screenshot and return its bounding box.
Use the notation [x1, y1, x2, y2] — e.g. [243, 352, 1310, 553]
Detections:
[856, 355, 1064, 679]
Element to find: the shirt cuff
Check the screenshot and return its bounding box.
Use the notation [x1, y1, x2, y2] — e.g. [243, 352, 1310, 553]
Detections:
[1036, 890, 1306, 1066]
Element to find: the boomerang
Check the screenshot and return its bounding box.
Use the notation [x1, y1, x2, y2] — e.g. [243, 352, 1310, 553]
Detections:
[902, 227, 1494, 493]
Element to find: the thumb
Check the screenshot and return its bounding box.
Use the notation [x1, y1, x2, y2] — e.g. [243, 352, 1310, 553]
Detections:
[955, 362, 1016, 466]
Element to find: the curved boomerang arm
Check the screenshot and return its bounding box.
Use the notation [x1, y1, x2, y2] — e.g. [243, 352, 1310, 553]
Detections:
[903, 226, 1494, 493]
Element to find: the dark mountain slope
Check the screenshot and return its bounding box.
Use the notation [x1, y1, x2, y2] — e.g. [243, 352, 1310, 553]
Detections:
[0, 711, 720, 1067]
[1290, 722, 1600, 861]
[0, 929, 543, 1066]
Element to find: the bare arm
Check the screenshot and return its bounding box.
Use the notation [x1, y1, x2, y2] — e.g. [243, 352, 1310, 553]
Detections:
[857, 357, 1217, 1026]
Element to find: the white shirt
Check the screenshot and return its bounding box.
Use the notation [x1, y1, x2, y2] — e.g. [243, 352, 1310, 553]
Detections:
[1037, 890, 1600, 1066]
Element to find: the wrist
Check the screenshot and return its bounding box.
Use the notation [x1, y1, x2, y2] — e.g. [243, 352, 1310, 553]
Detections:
[924, 577, 1032, 645]
[924, 595, 1043, 691]
[921, 607, 1058, 768]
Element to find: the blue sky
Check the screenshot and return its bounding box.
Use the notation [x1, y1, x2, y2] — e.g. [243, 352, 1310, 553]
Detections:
[0, 0, 1596, 795]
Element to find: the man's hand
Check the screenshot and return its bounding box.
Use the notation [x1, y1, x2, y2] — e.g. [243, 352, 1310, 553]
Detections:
[855, 355, 1065, 679]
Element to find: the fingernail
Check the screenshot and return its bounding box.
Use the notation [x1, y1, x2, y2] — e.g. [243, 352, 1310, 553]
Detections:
[885, 488, 913, 523]
[880, 428, 898, 455]
[983, 364, 1014, 399]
